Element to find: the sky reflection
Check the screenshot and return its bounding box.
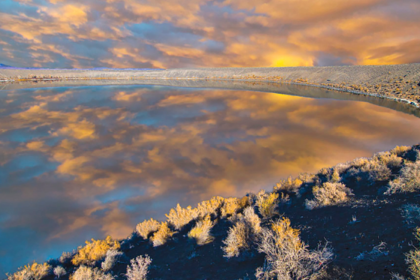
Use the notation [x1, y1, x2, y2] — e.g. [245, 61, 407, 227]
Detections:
[1, 85, 420, 275]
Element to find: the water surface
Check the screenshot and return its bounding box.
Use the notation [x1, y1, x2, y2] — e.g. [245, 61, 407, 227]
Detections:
[1, 84, 420, 275]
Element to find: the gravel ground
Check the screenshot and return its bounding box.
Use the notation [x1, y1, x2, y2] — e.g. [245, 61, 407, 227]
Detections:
[1, 64, 420, 107]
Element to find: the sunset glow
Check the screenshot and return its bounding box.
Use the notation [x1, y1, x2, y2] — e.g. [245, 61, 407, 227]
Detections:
[0, 0, 419, 68]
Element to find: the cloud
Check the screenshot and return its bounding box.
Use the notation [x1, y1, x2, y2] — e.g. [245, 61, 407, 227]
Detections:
[0, 0, 418, 68]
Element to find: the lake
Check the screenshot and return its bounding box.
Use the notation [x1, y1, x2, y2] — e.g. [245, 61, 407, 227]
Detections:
[1, 82, 420, 275]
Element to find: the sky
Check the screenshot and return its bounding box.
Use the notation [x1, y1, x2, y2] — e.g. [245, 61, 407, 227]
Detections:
[2, 84, 420, 274]
[0, 0, 420, 69]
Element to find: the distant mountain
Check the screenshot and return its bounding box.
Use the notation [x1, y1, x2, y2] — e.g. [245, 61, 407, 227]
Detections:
[0, 63, 12, 67]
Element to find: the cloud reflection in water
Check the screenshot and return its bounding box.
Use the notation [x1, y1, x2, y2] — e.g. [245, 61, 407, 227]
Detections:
[1, 85, 420, 274]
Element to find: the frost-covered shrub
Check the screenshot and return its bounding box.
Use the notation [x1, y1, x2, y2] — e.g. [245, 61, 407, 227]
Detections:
[256, 190, 279, 219]
[255, 218, 333, 280]
[53, 266, 66, 278]
[136, 218, 160, 239]
[101, 249, 123, 271]
[305, 182, 353, 210]
[126, 255, 152, 280]
[72, 236, 120, 266]
[166, 204, 197, 230]
[386, 161, 420, 195]
[150, 222, 175, 247]
[70, 266, 114, 280]
[7, 262, 51, 280]
[188, 214, 215, 245]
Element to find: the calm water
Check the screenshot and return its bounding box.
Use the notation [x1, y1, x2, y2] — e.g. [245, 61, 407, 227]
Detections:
[1, 84, 420, 275]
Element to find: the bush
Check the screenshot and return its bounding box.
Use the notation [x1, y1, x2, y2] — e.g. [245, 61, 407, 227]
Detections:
[386, 161, 420, 195]
[406, 229, 420, 280]
[256, 191, 279, 219]
[305, 182, 353, 210]
[166, 204, 197, 230]
[274, 177, 303, 193]
[360, 159, 391, 182]
[53, 266, 66, 278]
[239, 195, 251, 209]
[150, 222, 175, 247]
[374, 151, 402, 169]
[101, 249, 123, 271]
[222, 221, 251, 258]
[7, 262, 51, 280]
[255, 218, 333, 280]
[221, 197, 242, 217]
[136, 218, 161, 239]
[126, 255, 152, 280]
[243, 206, 262, 234]
[69, 266, 114, 280]
[391, 145, 411, 156]
[196, 196, 224, 218]
[188, 214, 215, 245]
[59, 251, 76, 265]
[72, 236, 120, 266]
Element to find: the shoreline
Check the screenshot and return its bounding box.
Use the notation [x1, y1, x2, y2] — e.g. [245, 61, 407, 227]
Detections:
[1, 64, 420, 108]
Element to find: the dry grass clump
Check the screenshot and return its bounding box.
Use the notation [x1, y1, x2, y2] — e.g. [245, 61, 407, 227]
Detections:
[256, 190, 279, 219]
[72, 236, 120, 266]
[53, 266, 66, 278]
[221, 197, 241, 217]
[274, 177, 303, 193]
[188, 214, 215, 245]
[7, 262, 51, 280]
[101, 249, 123, 271]
[196, 196, 224, 218]
[255, 218, 333, 280]
[136, 218, 161, 239]
[150, 222, 175, 247]
[69, 266, 114, 280]
[166, 204, 197, 230]
[386, 161, 420, 195]
[305, 182, 353, 210]
[222, 221, 251, 258]
[126, 255, 152, 280]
